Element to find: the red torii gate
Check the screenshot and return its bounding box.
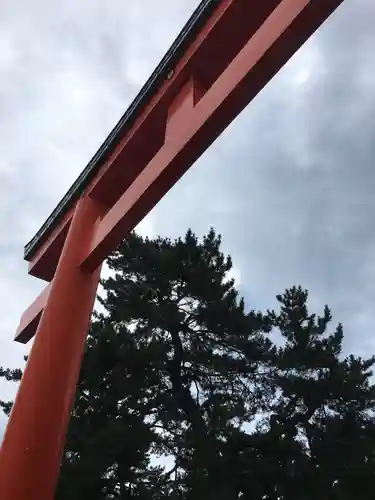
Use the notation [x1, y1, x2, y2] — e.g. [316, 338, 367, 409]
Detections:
[0, 0, 343, 498]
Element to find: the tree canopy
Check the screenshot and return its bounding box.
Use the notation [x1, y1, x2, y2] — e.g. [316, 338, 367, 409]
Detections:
[2, 228, 375, 499]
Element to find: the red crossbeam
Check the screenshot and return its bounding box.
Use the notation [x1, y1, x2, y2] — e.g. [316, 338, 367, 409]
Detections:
[26, 0, 343, 283]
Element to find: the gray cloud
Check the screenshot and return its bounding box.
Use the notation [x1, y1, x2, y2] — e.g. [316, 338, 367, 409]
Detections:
[1, 0, 374, 418]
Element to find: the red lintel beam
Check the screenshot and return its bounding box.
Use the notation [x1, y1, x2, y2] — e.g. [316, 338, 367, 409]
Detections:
[82, 0, 343, 272]
[23, 0, 281, 283]
[15, 284, 51, 344]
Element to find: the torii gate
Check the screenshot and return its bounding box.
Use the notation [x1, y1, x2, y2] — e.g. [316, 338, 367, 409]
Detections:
[0, 0, 344, 498]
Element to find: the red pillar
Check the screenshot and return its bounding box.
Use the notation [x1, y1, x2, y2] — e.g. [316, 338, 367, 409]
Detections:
[0, 194, 103, 500]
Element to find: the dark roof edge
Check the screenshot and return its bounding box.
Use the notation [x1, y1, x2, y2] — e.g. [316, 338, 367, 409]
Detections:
[24, 0, 217, 260]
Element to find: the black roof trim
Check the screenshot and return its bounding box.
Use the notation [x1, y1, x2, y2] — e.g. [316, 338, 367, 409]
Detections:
[24, 0, 217, 259]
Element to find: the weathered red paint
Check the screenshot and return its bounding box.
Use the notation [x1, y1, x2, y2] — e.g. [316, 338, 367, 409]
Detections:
[0, 195, 103, 499]
[0, 0, 344, 498]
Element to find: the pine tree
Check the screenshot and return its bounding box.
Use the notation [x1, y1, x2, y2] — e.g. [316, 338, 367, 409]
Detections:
[1, 233, 375, 499]
[250, 286, 375, 499]
[85, 228, 274, 500]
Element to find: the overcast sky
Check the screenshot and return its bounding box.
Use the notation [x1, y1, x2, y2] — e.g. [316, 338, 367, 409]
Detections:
[1, 0, 375, 434]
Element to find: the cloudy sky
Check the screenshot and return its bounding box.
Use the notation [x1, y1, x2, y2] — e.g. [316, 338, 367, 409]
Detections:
[1, 0, 375, 434]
